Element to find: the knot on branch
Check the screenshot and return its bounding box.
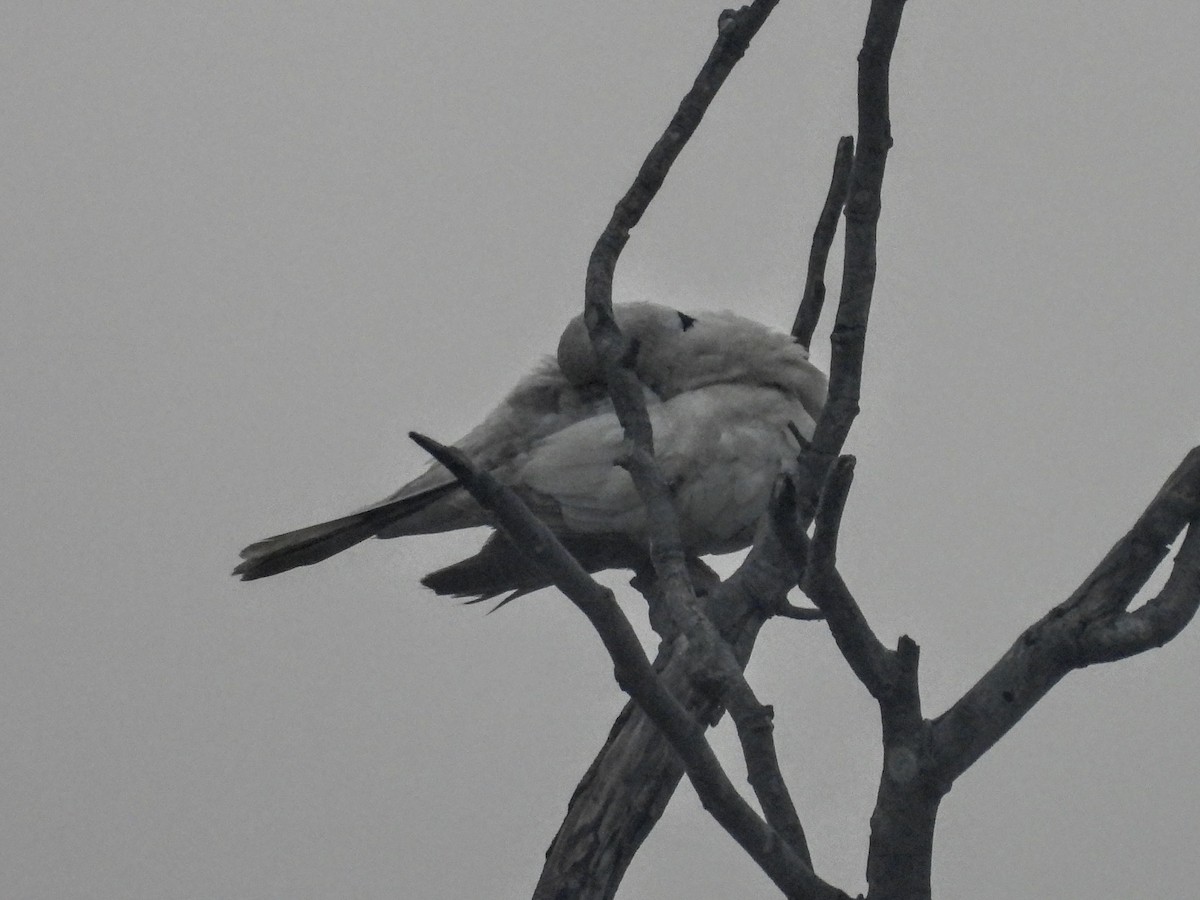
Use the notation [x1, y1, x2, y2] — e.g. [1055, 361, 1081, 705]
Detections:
[885, 746, 920, 785]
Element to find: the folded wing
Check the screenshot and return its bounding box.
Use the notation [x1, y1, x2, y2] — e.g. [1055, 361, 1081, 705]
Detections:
[233, 302, 826, 599]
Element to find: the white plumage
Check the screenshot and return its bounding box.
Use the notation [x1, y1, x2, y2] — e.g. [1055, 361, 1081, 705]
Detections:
[234, 303, 826, 601]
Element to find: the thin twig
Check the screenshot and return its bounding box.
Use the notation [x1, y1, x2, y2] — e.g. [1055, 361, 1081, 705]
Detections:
[811, 0, 908, 460]
[793, 135, 855, 348]
[781, 459, 899, 702]
[776, 602, 826, 621]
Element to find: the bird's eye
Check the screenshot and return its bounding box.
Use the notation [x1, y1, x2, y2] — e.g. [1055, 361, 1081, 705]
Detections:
[677, 311, 697, 331]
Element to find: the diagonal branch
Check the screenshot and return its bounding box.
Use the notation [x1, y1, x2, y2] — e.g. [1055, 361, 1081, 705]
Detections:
[1062, 445, 1200, 622]
[585, 0, 781, 328]
[408, 432, 849, 900]
[582, 0, 783, 625]
[928, 446, 1200, 788]
[535, 526, 818, 899]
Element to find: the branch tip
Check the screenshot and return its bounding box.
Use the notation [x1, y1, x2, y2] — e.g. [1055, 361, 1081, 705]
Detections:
[408, 431, 469, 478]
[793, 134, 856, 347]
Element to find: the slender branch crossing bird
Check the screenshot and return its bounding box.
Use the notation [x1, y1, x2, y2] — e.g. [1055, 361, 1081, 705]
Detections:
[234, 304, 827, 603]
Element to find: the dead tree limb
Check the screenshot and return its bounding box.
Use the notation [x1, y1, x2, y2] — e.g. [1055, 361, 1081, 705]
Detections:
[793, 135, 855, 348]
[527, 0, 1200, 895]
[807, 445, 1200, 900]
[774, 459, 900, 702]
[581, 0, 783, 630]
[408, 432, 850, 900]
[534, 530, 816, 899]
[539, 2, 869, 890]
[928, 447, 1200, 786]
[811, 0, 907, 462]
[540, 0, 910, 889]
[579, 0, 827, 882]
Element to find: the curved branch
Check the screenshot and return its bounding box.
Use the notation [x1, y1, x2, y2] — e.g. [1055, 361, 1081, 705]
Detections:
[928, 446, 1200, 788]
[579, 0, 825, 881]
[582, 0, 783, 614]
[1078, 521, 1200, 662]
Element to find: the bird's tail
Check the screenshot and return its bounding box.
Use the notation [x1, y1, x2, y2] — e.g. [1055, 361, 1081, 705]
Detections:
[233, 483, 459, 581]
[421, 531, 647, 607]
[419, 532, 553, 605]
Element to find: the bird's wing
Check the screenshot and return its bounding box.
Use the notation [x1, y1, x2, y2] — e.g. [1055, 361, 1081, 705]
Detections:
[373, 364, 662, 539]
[234, 345, 663, 578]
[233, 303, 824, 584]
[515, 382, 812, 555]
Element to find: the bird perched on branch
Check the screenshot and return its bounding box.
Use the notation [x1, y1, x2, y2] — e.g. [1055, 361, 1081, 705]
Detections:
[234, 303, 827, 603]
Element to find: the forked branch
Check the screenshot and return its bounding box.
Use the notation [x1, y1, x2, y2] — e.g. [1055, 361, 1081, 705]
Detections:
[929, 446, 1200, 786]
[536, 6, 857, 894]
[580, 0, 825, 882]
[408, 432, 847, 900]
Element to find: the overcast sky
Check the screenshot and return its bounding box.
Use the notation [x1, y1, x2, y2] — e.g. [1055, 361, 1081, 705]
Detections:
[5, 3, 1200, 898]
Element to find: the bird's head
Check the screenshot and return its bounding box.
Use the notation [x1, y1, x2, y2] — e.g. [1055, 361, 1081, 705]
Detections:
[555, 302, 692, 389]
[556, 303, 827, 423]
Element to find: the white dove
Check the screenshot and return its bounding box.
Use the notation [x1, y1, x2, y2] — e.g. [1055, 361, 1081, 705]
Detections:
[234, 303, 827, 602]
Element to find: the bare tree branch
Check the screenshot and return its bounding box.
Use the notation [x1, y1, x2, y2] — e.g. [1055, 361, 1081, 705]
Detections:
[408, 431, 849, 900]
[1066, 445, 1200, 622]
[585, 0, 781, 325]
[577, 0, 827, 878]
[582, 0, 783, 627]
[540, 3, 897, 897]
[1078, 521, 1200, 663]
[534, 4, 861, 893]
[768, 0, 912, 718]
[928, 446, 1200, 787]
[773, 459, 899, 702]
[535, 536, 806, 899]
[811, 0, 907, 462]
[793, 135, 855, 348]
[758, 3, 937, 898]
[729, 686, 811, 864]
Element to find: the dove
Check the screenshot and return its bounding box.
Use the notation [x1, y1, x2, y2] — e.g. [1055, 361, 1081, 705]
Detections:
[234, 303, 827, 602]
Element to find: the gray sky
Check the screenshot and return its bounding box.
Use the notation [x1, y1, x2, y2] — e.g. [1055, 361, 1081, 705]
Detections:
[5, 2, 1199, 898]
